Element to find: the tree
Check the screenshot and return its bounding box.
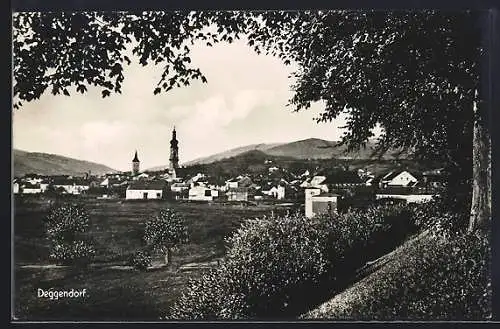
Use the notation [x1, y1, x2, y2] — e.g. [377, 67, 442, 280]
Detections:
[143, 208, 188, 265]
[238, 10, 492, 233]
[44, 204, 95, 265]
[12, 11, 245, 108]
[13, 10, 492, 232]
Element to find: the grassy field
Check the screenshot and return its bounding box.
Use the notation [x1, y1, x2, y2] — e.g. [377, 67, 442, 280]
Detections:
[13, 195, 289, 321]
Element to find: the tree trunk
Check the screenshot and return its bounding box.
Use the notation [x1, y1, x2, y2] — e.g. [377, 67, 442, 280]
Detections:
[469, 96, 491, 233]
[164, 248, 172, 265]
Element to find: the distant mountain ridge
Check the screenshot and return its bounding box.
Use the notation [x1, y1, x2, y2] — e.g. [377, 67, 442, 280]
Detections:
[14, 149, 118, 177]
[162, 138, 409, 169]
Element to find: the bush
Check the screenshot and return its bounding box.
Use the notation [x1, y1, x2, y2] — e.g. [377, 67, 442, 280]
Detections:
[44, 204, 95, 266]
[169, 267, 249, 320]
[44, 204, 90, 241]
[49, 240, 96, 266]
[129, 250, 152, 271]
[170, 204, 420, 319]
[406, 198, 469, 237]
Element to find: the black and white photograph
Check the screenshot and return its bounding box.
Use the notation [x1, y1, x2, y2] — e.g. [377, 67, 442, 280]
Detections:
[12, 9, 493, 321]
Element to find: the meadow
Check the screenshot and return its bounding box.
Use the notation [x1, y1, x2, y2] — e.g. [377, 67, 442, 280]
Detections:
[13, 196, 289, 320]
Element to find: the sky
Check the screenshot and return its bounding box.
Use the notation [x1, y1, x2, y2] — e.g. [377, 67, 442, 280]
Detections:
[13, 36, 365, 172]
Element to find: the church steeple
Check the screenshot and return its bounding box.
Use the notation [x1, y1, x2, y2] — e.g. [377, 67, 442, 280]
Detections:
[169, 126, 179, 170]
[132, 150, 140, 175]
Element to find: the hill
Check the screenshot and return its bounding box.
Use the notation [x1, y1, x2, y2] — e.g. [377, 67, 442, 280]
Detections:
[180, 143, 283, 167]
[265, 138, 407, 160]
[13, 149, 118, 177]
[168, 138, 409, 169]
[302, 230, 490, 320]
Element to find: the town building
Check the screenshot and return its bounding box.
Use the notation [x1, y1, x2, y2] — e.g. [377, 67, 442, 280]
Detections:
[305, 188, 338, 218]
[379, 170, 419, 188]
[21, 182, 42, 194]
[188, 185, 219, 201]
[262, 184, 286, 199]
[125, 180, 167, 200]
[227, 187, 249, 202]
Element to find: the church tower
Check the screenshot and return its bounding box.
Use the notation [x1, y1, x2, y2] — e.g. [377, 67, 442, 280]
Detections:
[132, 150, 140, 175]
[169, 127, 179, 170]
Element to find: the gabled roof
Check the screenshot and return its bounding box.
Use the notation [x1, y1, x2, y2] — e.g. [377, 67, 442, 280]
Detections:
[23, 182, 41, 189]
[381, 170, 419, 182]
[310, 175, 327, 186]
[127, 180, 166, 190]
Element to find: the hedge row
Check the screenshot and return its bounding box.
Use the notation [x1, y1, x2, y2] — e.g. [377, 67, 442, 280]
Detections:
[169, 204, 421, 319]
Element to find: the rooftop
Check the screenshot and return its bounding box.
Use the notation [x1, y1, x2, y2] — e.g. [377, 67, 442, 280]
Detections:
[127, 180, 167, 190]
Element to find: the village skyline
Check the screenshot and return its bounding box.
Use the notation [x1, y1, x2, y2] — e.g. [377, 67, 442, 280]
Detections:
[13, 37, 382, 172]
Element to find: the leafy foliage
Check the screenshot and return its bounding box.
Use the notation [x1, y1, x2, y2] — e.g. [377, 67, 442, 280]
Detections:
[143, 208, 188, 254]
[43, 204, 95, 265]
[49, 240, 96, 265]
[12, 11, 247, 108]
[129, 249, 153, 271]
[44, 204, 90, 241]
[169, 205, 419, 319]
[242, 10, 486, 209]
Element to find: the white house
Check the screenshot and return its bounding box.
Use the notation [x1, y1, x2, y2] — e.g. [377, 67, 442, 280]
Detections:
[375, 194, 435, 204]
[39, 181, 50, 192]
[53, 182, 90, 195]
[226, 179, 239, 189]
[379, 171, 418, 188]
[171, 182, 189, 193]
[227, 187, 249, 202]
[22, 183, 42, 194]
[126, 181, 166, 200]
[262, 185, 286, 200]
[188, 185, 219, 201]
[305, 188, 338, 219]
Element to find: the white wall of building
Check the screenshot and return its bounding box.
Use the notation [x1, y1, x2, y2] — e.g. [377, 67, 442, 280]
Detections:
[54, 184, 90, 195]
[305, 188, 322, 218]
[188, 186, 215, 201]
[22, 187, 42, 194]
[126, 189, 163, 200]
[376, 194, 435, 203]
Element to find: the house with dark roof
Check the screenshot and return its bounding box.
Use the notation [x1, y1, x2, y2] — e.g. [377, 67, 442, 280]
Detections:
[21, 182, 43, 194]
[323, 171, 364, 188]
[52, 177, 90, 195]
[379, 170, 419, 188]
[126, 180, 167, 200]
